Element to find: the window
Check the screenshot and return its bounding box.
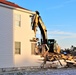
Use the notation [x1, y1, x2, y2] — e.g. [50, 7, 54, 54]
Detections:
[31, 43, 36, 54]
[15, 42, 21, 54]
[31, 43, 39, 55]
[15, 14, 21, 27]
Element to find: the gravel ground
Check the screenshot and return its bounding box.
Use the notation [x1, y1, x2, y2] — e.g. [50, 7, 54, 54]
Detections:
[23, 68, 76, 75]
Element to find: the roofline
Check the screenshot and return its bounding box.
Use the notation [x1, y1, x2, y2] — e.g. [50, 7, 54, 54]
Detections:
[0, 3, 35, 15]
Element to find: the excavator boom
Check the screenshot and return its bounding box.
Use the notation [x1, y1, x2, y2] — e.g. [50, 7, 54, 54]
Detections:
[31, 11, 47, 44]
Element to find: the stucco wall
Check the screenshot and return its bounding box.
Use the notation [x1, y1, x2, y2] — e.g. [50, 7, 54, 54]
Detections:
[0, 6, 14, 68]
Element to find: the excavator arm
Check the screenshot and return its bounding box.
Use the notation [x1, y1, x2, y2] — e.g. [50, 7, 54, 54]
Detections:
[31, 11, 47, 44]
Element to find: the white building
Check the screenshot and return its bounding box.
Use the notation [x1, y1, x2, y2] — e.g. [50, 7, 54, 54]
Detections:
[0, 0, 42, 68]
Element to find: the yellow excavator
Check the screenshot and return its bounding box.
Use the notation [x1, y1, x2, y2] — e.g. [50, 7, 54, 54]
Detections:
[31, 11, 60, 53]
[31, 11, 75, 67]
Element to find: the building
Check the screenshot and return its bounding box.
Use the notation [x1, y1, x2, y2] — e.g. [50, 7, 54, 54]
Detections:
[0, 0, 42, 68]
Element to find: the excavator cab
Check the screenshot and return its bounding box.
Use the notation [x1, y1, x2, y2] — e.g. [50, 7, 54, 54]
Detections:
[47, 39, 56, 53]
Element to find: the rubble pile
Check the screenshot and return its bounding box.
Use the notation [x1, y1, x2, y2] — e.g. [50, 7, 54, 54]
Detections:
[41, 52, 76, 68]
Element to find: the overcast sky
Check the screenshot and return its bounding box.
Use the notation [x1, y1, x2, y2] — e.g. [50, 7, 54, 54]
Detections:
[8, 0, 76, 49]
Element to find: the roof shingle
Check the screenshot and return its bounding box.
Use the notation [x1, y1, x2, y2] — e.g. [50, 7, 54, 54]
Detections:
[0, 0, 28, 10]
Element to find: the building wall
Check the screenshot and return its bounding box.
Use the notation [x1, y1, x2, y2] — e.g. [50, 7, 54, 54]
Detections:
[0, 4, 42, 68]
[13, 9, 42, 67]
[0, 6, 14, 68]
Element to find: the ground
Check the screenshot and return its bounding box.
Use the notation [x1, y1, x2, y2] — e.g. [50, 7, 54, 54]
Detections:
[23, 68, 76, 75]
[0, 67, 76, 75]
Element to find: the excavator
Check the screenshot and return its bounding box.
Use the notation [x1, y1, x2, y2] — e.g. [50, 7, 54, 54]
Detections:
[31, 11, 76, 68]
[31, 11, 60, 53]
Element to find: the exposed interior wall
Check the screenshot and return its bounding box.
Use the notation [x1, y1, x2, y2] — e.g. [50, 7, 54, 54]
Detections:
[0, 6, 14, 68]
[13, 9, 42, 67]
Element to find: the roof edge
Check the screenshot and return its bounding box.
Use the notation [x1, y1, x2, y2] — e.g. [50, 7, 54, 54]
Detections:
[0, 3, 35, 15]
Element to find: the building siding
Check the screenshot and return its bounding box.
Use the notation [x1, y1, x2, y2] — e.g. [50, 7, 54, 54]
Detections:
[0, 6, 14, 68]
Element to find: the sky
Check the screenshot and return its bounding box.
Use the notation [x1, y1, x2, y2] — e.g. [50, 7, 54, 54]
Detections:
[8, 0, 76, 49]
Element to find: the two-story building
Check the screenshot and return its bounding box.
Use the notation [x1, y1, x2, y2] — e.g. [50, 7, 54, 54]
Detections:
[0, 0, 42, 68]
